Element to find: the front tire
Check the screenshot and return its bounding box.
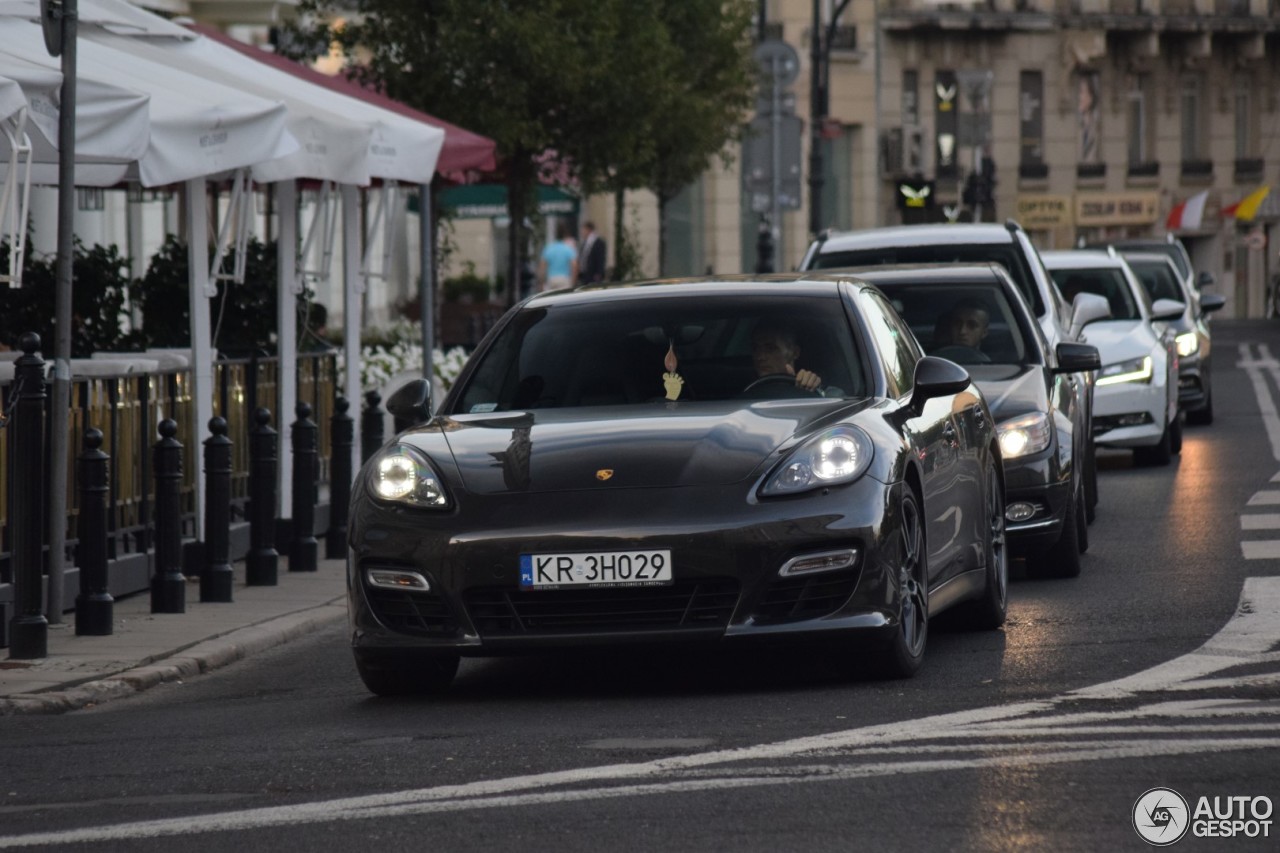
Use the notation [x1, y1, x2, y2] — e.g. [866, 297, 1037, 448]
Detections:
[959, 458, 1008, 630]
[1133, 419, 1174, 467]
[355, 652, 460, 697]
[1038, 480, 1084, 579]
[1187, 384, 1213, 426]
[870, 489, 928, 678]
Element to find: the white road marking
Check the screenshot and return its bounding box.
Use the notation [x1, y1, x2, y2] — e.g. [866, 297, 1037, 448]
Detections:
[1239, 343, 1280, 462]
[1241, 514, 1280, 529]
[1246, 492, 1280, 505]
[2, 577, 1278, 848]
[1243, 541, 1280, 559]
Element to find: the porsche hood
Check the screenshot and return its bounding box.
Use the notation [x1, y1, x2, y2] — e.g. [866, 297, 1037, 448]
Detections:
[418, 400, 871, 495]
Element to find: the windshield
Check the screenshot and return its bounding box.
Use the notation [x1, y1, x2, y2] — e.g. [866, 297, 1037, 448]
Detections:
[873, 280, 1036, 366]
[1126, 260, 1184, 304]
[813, 244, 1045, 317]
[453, 294, 868, 413]
[1048, 268, 1142, 321]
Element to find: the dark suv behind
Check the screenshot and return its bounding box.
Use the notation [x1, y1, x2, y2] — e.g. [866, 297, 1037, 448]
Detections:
[800, 220, 1101, 521]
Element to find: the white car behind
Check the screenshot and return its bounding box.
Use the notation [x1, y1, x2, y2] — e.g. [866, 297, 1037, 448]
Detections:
[1041, 249, 1185, 466]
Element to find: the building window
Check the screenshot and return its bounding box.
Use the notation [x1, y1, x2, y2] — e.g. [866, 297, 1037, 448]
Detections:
[1019, 70, 1044, 168]
[1075, 70, 1101, 164]
[820, 126, 854, 232]
[1126, 76, 1148, 165]
[1235, 75, 1253, 160]
[1180, 75, 1204, 162]
[665, 177, 705, 277]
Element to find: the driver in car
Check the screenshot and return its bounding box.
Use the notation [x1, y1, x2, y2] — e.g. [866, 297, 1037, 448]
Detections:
[932, 299, 990, 357]
[750, 322, 823, 393]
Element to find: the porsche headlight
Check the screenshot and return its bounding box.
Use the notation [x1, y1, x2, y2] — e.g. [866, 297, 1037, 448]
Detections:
[369, 444, 450, 508]
[760, 426, 873, 497]
[1096, 356, 1153, 386]
[1175, 331, 1199, 358]
[996, 412, 1052, 459]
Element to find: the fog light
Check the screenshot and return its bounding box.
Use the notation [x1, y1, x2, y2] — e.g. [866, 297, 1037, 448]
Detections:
[366, 569, 431, 591]
[778, 549, 858, 576]
[1116, 413, 1150, 427]
[1006, 502, 1037, 522]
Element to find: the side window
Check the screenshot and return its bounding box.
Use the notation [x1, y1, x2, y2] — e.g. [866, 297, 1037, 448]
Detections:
[860, 291, 920, 397]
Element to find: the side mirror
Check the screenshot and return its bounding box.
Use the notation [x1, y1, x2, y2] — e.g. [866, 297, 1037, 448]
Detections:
[1197, 271, 1216, 290]
[1054, 342, 1101, 374]
[1199, 292, 1226, 314]
[385, 378, 433, 425]
[1150, 298, 1186, 323]
[1069, 292, 1111, 339]
[910, 356, 971, 408]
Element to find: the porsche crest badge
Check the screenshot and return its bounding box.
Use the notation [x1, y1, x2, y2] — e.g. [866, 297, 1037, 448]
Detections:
[596, 469, 614, 481]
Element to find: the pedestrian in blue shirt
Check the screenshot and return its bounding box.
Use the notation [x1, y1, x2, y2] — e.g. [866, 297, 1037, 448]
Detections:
[539, 223, 578, 292]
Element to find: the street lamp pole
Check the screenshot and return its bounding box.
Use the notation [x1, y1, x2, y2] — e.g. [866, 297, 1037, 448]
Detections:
[808, 0, 851, 239]
[41, 0, 78, 624]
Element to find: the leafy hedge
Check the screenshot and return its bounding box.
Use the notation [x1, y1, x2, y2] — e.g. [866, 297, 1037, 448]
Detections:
[0, 236, 296, 357]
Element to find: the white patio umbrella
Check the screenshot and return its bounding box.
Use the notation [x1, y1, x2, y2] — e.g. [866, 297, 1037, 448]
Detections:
[0, 51, 151, 186]
[86, 18, 448, 520]
[1, 14, 299, 540]
[0, 18, 296, 188]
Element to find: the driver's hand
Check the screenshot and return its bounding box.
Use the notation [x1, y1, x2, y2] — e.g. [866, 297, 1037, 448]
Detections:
[793, 368, 822, 391]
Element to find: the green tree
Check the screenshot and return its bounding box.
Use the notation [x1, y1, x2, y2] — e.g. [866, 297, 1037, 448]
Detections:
[644, 0, 757, 275]
[0, 240, 132, 356]
[287, 0, 755, 291]
[288, 0, 618, 305]
[130, 235, 280, 354]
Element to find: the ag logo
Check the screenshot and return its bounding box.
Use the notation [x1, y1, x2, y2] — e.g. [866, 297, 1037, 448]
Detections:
[1133, 787, 1190, 846]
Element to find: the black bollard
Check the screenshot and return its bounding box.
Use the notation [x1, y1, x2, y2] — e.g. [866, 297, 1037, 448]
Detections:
[245, 407, 278, 586]
[75, 428, 114, 635]
[151, 418, 186, 614]
[201, 417, 234, 602]
[289, 401, 318, 572]
[325, 396, 353, 559]
[8, 333, 47, 658]
[361, 389, 384, 464]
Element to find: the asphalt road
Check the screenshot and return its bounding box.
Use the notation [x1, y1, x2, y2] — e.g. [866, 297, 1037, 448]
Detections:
[2, 320, 1278, 852]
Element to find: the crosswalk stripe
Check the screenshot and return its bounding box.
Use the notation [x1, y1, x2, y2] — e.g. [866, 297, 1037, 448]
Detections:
[1242, 515, 1280, 530]
[1242, 541, 1280, 559]
[1247, 492, 1280, 506]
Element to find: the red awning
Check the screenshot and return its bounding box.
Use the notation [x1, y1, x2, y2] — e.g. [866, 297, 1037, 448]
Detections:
[187, 24, 498, 179]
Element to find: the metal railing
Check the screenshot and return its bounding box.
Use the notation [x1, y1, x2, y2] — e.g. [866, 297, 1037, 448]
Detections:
[0, 351, 337, 586]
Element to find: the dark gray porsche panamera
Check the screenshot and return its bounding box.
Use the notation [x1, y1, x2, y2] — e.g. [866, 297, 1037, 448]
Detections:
[347, 276, 1007, 695]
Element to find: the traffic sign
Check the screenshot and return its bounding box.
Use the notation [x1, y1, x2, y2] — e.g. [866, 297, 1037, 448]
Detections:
[753, 39, 800, 86]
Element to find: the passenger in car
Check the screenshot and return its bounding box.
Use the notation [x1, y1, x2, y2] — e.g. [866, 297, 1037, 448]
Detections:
[933, 299, 991, 351]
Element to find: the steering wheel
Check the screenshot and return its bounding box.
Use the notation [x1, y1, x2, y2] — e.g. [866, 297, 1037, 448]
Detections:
[741, 373, 818, 398]
[931, 345, 990, 365]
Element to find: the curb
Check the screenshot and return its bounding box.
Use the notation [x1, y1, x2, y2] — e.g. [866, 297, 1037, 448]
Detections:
[0, 600, 347, 716]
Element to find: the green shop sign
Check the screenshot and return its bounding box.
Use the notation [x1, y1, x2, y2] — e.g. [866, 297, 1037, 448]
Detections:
[436, 184, 579, 220]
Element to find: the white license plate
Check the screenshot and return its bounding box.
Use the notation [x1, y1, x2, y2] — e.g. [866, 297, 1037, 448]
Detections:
[519, 550, 673, 589]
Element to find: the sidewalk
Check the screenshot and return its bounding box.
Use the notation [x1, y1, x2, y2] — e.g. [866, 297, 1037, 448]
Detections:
[0, 557, 347, 715]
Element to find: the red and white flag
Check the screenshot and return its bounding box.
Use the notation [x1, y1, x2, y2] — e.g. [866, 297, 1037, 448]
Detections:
[1166, 190, 1208, 230]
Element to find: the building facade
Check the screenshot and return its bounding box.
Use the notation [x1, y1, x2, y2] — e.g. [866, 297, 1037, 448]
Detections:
[619, 0, 1277, 316]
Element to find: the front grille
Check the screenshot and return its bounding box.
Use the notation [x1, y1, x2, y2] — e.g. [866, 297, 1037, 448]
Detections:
[364, 586, 460, 636]
[464, 579, 740, 636]
[1093, 412, 1154, 435]
[751, 571, 859, 624]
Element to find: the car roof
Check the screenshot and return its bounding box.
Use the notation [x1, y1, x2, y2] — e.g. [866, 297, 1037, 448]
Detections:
[530, 273, 869, 307]
[1039, 249, 1128, 270]
[814, 222, 1018, 253]
[828, 262, 1013, 286]
[1118, 251, 1178, 267]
